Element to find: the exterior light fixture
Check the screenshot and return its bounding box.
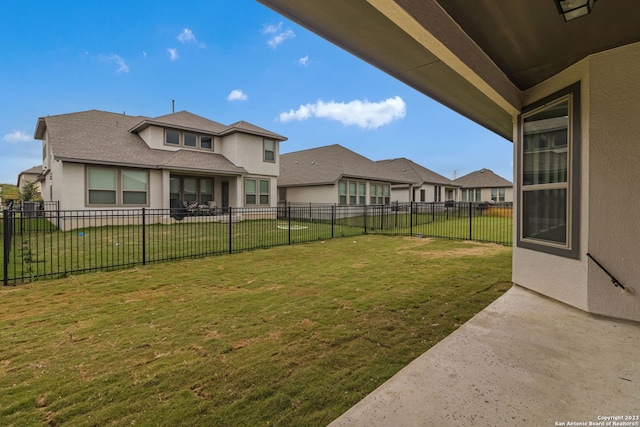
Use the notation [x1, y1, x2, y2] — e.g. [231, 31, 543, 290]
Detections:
[556, 0, 596, 21]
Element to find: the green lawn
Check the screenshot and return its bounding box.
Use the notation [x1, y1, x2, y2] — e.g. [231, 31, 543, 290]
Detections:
[0, 235, 512, 426]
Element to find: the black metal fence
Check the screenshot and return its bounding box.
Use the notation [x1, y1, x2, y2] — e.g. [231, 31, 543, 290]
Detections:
[2, 201, 512, 285]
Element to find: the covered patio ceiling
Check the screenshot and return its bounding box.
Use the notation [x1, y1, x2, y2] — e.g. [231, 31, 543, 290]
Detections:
[258, 0, 640, 140]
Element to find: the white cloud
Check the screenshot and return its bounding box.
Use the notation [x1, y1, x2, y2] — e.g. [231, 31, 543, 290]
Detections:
[298, 55, 309, 66]
[167, 48, 179, 61]
[278, 96, 406, 130]
[100, 53, 129, 73]
[177, 28, 206, 47]
[263, 22, 295, 48]
[267, 28, 295, 48]
[261, 22, 282, 34]
[227, 89, 248, 101]
[3, 130, 33, 143]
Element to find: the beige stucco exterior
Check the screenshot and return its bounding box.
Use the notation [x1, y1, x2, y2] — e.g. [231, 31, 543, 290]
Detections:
[513, 42, 640, 322]
[282, 179, 400, 205]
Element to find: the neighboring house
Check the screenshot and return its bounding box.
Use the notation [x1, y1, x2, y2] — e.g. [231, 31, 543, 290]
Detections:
[17, 165, 43, 198]
[377, 157, 459, 203]
[34, 110, 286, 212]
[453, 168, 513, 203]
[278, 144, 412, 205]
[258, 0, 640, 325]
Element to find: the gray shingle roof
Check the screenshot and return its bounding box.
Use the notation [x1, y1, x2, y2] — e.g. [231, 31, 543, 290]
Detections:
[377, 158, 458, 187]
[130, 111, 228, 134]
[454, 168, 512, 188]
[33, 109, 287, 174]
[222, 120, 287, 140]
[20, 165, 43, 175]
[279, 144, 412, 187]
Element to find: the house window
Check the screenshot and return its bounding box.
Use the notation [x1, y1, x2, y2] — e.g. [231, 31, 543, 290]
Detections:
[200, 136, 212, 150]
[491, 188, 504, 202]
[164, 129, 214, 151]
[518, 82, 580, 258]
[122, 170, 148, 204]
[491, 188, 505, 202]
[338, 180, 370, 205]
[264, 139, 275, 162]
[87, 167, 148, 206]
[183, 177, 198, 202]
[369, 184, 388, 204]
[170, 175, 214, 204]
[339, 181, 347, 205]
[184, 132, 197, 147]
[359, 183, 366, 205]
[464, 189, 482, 202]
[349, 182, 357, 205]
[88, 168, 117, 204]
[165, 129, 180, 145]
[245, 178, 270, 205]
[420, 189, 426, 202]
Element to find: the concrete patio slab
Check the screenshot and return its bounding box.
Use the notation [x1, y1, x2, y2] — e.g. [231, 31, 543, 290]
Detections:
[329, 285, 640, 427]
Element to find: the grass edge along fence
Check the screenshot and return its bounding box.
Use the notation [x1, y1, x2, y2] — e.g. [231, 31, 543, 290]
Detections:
[2, 201, 512, 285]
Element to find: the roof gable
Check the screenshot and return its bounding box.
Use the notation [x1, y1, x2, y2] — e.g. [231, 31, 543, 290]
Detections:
[222, 120, 287, 141]
[377, 158, 457, 187]
[454, 168, 512, 188]
[129, 111, 227, 134]
[279, 144, 411, 186]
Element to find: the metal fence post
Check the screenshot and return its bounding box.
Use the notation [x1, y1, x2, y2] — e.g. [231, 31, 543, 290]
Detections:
[469, 202, 473, 241]
[3, 208, 12, 286]
[364, 205, 368, 235]
[141, 207, 146, 266]
[331, 204, 335, 239]
[288, 205, 291, 245]
[228, 207, 233, 254]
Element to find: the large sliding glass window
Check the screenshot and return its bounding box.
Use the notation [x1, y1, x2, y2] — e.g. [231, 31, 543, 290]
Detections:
[518, 82, 580, 258]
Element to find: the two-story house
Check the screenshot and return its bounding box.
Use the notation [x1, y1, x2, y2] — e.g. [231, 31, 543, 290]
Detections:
[34, 110, 286, 213]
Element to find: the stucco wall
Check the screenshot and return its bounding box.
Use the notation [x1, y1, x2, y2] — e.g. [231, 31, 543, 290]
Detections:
[391, 185, 411, 203]
[587, 43, 640, 321]
[512, 57, 590, 312]
[284, 185, 337, 204]
[220, 133, 279, 177]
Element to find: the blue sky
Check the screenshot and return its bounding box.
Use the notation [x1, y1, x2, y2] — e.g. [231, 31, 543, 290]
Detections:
[0, 0, 512, 186]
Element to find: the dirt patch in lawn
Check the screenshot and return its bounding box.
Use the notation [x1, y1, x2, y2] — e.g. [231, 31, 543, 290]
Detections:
[398, 238, 508, 258]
